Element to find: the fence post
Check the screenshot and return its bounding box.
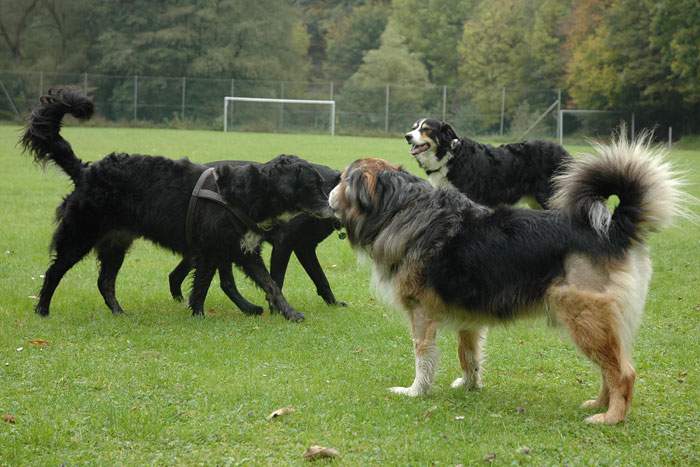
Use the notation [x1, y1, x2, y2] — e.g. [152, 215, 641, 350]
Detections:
[385, 84, 390, 133]
[83, 72, 88, 95]
[39, 71, 43, 97]
[330, 81, 334, 100]
[499, 87, 505, 136]
[229, 78, 235, 124]
[133, 75, 138, 121]
[442, 85, 447, 121]
[557, 88, 562, 142]
[181, 77, 186, 119]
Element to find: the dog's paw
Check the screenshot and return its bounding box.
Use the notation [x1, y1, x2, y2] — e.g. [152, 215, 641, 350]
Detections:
[388, 386, 425, 397]
[581, 398, 607, 410]
[172, 293, 184, 302]
[331, 300, 348, 307]
[450, 376, 482, 390]
[284, 310, 305, 322]
[584, 412, 619, 425]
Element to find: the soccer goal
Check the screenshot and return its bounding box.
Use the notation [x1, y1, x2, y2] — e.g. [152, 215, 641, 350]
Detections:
[558, 109, 634, 146]
[223, 96, 336, 135]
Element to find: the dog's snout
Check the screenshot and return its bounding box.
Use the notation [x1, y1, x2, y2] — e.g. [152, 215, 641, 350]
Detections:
[404, 133, 413, 143]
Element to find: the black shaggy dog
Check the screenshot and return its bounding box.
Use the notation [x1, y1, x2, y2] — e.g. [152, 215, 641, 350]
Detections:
[21, 89, 333, 321]
[168, 160, 345, 313]
[405, 118, 572, 208]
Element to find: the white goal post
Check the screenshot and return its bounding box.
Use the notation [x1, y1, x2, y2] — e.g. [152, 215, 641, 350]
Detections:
[223, 96, 336, 135]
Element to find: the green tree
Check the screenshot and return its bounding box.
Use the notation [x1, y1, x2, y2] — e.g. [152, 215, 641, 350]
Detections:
[324, 1, 389, 81]
[339, 18, 431, 129]
[457, 0, 531, 128]
[391, 0, 474, 86]
[650, 0, 700, 105]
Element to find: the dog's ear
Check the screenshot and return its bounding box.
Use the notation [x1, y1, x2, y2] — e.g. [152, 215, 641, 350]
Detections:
[440, 121, 458, 143]
[347, 168, 375, 212]
[215, 163, 263, 199]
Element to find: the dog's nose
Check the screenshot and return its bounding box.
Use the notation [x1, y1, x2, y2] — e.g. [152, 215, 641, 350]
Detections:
[404, 133, 412, 143]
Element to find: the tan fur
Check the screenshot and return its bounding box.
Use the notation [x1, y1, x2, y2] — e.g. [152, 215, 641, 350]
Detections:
[546, 284, 636, 424]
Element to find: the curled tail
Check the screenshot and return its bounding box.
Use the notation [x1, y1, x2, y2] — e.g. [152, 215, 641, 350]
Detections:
[21, 88, 94, 184]
[551, 131, 688, 248]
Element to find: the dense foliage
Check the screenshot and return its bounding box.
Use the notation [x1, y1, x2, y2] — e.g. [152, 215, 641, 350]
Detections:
[0, 0, 697, 132]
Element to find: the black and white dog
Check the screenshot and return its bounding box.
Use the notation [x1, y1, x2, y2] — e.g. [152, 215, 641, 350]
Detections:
[168, 160, 344, 313]
[405, 118, 572, 208]
[21, 89, 333, 321]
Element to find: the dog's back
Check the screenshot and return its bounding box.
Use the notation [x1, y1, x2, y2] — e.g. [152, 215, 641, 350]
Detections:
[447, 138, 571, 208]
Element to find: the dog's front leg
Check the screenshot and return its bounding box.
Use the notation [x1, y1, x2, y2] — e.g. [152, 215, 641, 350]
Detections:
[294, 245, 345, 306]
[390, 308, 439, 396]
[239, 253, 304, 322]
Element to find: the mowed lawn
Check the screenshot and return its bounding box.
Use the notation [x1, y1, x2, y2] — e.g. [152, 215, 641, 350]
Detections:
[0, 124, 698, 465]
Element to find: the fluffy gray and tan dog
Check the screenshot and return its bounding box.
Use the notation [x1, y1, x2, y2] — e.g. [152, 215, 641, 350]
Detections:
[329, 134, 687, 424]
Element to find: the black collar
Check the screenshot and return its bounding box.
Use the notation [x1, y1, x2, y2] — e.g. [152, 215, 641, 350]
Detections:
[186, 167, 266, 247]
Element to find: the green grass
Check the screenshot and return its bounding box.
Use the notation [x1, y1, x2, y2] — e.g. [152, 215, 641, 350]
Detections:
[0, 125, 698, 465]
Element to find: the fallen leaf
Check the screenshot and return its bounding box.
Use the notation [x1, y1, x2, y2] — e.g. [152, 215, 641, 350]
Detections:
[2, 414, 15, 424]
[29, 339, 49, 347]
[455, 415, 465, 421]
[423, 405, 438, 419]
[304, 445, 339, 461]
[266, 406, 295, 421]
[16, 347, 23, 352]
[518, 446, 531, 455]
[484, 452, 496, 463]
[516, 406, 525, 414]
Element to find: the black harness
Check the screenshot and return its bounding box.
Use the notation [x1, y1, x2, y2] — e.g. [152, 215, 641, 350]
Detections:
[185, 167, 265, 247]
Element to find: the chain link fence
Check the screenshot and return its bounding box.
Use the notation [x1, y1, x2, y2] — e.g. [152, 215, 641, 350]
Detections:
[1, 70, 606, 140]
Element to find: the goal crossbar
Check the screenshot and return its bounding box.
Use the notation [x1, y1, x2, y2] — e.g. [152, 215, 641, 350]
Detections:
[223, 96, 336, 135]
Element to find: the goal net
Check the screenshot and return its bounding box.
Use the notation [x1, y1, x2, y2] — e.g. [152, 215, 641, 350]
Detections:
[558, 109, 633, 146]
[223, 96, 336, 135]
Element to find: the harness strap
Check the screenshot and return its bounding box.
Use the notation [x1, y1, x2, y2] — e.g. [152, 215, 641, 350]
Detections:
[185, 167, 265, 248]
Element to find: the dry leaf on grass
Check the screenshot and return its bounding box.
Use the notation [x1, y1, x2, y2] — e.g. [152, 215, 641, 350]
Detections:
[303, 445, 339, 461]
[29, 339, 49, 347]
[2, 414, 15, 424]
[483, 452, 496, 463]
[266, 406, 295, 421]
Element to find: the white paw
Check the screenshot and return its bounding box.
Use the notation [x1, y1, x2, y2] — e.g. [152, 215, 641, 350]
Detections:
[581, 399, 606, 409]
[450, 376, 482, 390]
[389, 386, 424, 397]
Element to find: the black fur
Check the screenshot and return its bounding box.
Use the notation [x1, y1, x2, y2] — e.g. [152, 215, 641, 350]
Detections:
[338, 161, 639, 320]
[20, 88, 333, 321]
[168, 160, 345, 310]
[405, 118, 572, 208]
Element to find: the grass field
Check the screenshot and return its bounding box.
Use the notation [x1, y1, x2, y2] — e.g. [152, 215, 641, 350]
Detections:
[0, 124, 698, 465]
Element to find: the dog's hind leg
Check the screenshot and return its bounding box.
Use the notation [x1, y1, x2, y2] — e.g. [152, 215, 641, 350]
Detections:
[188, 258, 216, 316]
[169, 258, 192, 302]
[390, 308, 439, 397]
[217, 264, 263, 315]
[238, 253, 304, 322]
[269, 244, 293, 289]
[96, 234, 133, 315]
[548, 285, 636, 424]
[294, 245, 345, 306]
[36, 221, 97, 316]
[451, 327, 487, 390]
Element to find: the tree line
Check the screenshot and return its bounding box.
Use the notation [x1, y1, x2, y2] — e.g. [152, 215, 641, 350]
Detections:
[1, 0, 698, 133]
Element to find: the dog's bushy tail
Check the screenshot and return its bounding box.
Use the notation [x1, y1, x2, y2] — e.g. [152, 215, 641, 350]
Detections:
[21, 88, 94, 184]
[551, 131, 690, 248]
